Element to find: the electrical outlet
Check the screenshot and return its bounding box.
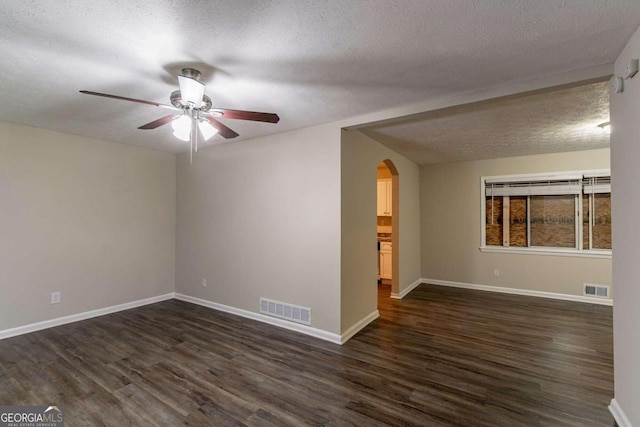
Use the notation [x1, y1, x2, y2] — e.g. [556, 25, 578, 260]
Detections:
[201, 278, 207, 288]
[493, 269, 500, 277]
[51, 291, 61, 304]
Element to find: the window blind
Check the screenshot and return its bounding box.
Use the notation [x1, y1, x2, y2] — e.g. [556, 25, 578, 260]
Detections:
[485, 173, 611, 197]
[485, 179, 582, 196]
[582, 176, 611, 194]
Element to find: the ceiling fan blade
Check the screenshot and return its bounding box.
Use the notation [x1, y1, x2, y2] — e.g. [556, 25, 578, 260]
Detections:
[203, 116, 239, 139]
[138, 114, 177, 130]
[212, 108, 280, 123]
[79, 90, 177, 110]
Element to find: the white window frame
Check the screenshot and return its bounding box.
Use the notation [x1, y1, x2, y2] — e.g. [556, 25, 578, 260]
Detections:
[480, 169, 611, 259]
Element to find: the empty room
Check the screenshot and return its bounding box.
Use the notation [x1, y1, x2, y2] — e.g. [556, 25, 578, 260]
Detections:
[1, 2, 639, 426]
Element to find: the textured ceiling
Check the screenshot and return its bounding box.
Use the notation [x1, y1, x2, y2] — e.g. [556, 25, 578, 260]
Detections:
[361, 81, 611, 165]
[0, 1, 638, 157]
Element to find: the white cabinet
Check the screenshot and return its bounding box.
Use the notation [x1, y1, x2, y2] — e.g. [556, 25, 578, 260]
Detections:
[379, 242, 392, 279]
[377, 179, 392, 216]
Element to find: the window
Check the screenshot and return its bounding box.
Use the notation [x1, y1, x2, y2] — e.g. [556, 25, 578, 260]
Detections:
[482, 171, 611, 257]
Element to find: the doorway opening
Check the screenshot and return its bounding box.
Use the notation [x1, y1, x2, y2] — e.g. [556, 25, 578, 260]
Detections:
[376, 159, 399, 306]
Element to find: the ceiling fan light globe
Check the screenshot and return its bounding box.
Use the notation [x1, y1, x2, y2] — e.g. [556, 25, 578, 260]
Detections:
[198, 120, 219, 140]
[173, 130, 190, 142]
[172, 115, 191, 141]
[178, 75, 205, 108]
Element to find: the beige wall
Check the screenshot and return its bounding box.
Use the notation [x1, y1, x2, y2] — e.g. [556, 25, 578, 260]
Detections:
[420, 149, 612, 296]
[0, 122, 176, 331]
[341, 129, 421, 333]
[611, 24, 640, 426]
[175, 123, 342, 334]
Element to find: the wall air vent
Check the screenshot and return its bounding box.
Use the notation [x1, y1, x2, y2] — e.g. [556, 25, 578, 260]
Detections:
[584, 283, 609, 298]
[260, 298, 311, 325]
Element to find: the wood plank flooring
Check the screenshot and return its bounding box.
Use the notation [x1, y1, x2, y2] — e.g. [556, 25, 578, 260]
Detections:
[0, 284, 614, 426]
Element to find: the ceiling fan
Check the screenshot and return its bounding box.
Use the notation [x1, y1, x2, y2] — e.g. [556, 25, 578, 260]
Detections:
[80, 68, 280, 162]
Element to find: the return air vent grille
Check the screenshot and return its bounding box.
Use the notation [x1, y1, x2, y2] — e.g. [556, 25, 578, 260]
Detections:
[584, 284, 609, 298]
[260, 298, 311, 325]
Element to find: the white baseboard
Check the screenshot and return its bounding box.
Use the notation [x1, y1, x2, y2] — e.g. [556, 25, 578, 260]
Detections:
[422, 278, 613, 306]
[174, 293, 343, 345]
[1, 292, 369, 346]
[0, 293, 176, 340]
[609, 399, 633, 427]
[340, 310, 379, 344]
[390, 278, 422, 299]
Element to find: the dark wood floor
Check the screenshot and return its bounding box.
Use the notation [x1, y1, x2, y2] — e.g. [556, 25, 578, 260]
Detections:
[0, 284, 614, 426]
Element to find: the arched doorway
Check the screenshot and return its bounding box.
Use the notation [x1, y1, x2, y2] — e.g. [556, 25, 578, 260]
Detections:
[376, 159, 399, 303]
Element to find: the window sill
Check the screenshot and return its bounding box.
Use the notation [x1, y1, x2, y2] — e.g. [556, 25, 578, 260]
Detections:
[479, 246, 612, 259]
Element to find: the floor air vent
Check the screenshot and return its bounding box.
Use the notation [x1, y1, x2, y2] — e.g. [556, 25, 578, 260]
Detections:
[584, 284, 609, 298]
[260, 298, 311, 325]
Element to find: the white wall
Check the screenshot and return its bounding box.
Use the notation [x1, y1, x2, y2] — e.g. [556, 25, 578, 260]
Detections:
[0, 122, 176, 331]
[611, 24, 640, 427]
[341, 129, 421, 332]
[420, 149, 612, 297]
[175, 123, 342, 334]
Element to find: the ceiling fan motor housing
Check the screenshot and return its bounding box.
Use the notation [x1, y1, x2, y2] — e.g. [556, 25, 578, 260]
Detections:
[170, 90, 212, 112]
